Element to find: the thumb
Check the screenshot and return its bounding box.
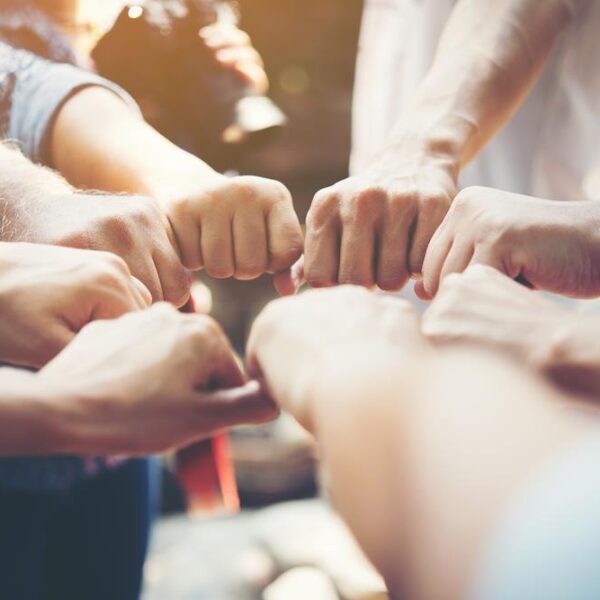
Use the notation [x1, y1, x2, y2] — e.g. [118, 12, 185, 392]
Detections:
[199, 380, 279, 430]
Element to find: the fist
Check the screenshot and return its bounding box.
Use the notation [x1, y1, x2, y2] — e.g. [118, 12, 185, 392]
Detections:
[16, 192, 190, 306]
[304, 162, 456, 290]
[164, 174, 304, 281]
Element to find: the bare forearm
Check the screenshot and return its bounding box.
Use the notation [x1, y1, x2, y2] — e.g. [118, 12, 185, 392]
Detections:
[311, 348, 584, 599]
[51, 86, 219, 202]
[0, 368, 69, 455]
[0, 144, 70, 241]
[382, 0, 583, 168]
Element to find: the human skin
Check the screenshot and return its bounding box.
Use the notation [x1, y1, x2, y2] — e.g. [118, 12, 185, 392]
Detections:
[0, 144, 189, 305]
[418, 187, 600, 299]
[297, 0, 585, 292]
[0, 303, 278, 456]
[423, 264, 600, 399]
[0, 241, 150, 368]
[247, 287, 590, 599]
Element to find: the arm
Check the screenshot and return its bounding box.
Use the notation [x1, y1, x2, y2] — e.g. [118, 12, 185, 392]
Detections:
[50, 85, 303, 282]
[0, 304, 277, 456]
[309, 348, 584, 600]
[304, 0, 585, 290]
[0, 142, 188, 304]
[247, 287, 591, 599]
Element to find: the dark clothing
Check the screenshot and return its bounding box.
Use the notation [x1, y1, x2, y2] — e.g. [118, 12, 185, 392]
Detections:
[0, 458, 158, 600]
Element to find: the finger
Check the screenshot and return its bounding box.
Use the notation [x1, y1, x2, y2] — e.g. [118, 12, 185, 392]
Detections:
[408, 200, 449, 276]
[421, 227, 453, 298]
[130, 276, 152, 308]
[190, 281, 213, 314]
[273, 256, 305, 296]
[470, 246, 517, 278]
[304, 220, 340, 288]
[36, 324, 76, 367]
[169, 213, 203, 271]
[376, 210, 414, 291]
[200, 25, 252, 50]
[233, 206, 268, 280]
[438, 242, 474, 288]
[128, 259, 164, 303]
[197, 380, 279, 431]
[266, 201, 304, 274]
[201, 212, 235, 279]
[153, 244, 192, 308]
[337, 219, 377, 287]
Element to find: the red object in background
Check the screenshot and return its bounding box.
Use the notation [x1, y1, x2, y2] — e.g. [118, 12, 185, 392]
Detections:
[176, 288, 240, 515]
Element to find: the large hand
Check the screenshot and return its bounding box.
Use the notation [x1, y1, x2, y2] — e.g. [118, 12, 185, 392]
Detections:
[303, 156, 457, 290]
[0, 242, 150, 368]
[38, 304, 278, 455]
[422, 265, 572, 365]
[159, 173, 304, 281]
[11, 191, 190, 306]
[247, 287, 427, 429]
[418, 187, 600, 299]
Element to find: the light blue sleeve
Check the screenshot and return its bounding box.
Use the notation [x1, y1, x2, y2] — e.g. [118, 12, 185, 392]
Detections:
[0, 40, 139, 166]
[470, 435, 600, 600]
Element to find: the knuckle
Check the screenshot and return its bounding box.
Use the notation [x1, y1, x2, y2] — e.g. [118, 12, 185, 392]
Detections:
[307, 192, 339, 228]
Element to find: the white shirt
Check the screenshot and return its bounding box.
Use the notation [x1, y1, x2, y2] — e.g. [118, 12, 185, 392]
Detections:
[351, 0, 600, 202]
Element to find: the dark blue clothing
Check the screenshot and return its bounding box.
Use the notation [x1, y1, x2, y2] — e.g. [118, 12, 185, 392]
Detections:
[0, 458, 158, 600]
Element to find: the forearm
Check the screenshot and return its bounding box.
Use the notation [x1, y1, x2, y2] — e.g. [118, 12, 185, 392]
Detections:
[0, 144, 70, 241]
[311, 347, 584, 600]
[381, 0, 583, 170]
[51, 86, 220, 203]
[0, 368, 70, 455]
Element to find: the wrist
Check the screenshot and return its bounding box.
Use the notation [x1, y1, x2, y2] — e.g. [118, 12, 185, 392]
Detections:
[0, 368, 76, 455]
[135, 146, 224, 207]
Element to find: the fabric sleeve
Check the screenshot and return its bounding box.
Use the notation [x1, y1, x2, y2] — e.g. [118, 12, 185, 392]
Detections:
[0, 40, 140, 166]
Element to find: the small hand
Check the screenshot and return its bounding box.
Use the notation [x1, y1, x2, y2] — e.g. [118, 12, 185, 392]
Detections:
[418, 187, 600, 299]
[0, 242, 151, 368]
[247, 286, 426, 429]
[422, 264, 571, 366]
[39, 303, 278, 455]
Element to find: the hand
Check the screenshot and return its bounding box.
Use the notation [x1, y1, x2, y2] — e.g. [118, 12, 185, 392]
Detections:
[38, 303, 278, 455]
[200, 22, 269, 94]
[247, 286, 427, 429]
[303, 155, 457, 290]
[418, 187, 600, 299]
[422, 265, 572, 366]
[159, 173, 304, 281]
[0, 242, 150, 368]
[12, 191, 190, 306]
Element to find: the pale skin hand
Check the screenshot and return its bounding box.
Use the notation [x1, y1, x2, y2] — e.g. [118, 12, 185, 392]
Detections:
[0, 242, 150, 368]
[27, 303, 279, 456]
[0, 145, 189, 305]
[51, 86, 303, 284]
[247, 287, 589, 599]
[418, 187, 600, 299]
[423, 265, 600, 399]
[299, 0, 585, 292]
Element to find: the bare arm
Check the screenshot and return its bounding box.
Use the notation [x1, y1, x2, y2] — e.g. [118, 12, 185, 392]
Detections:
[51, 86, 303, 281]
[248, 288, 592, 599]
[304, 0, 585, 290]
[385, 0, 583, 168]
